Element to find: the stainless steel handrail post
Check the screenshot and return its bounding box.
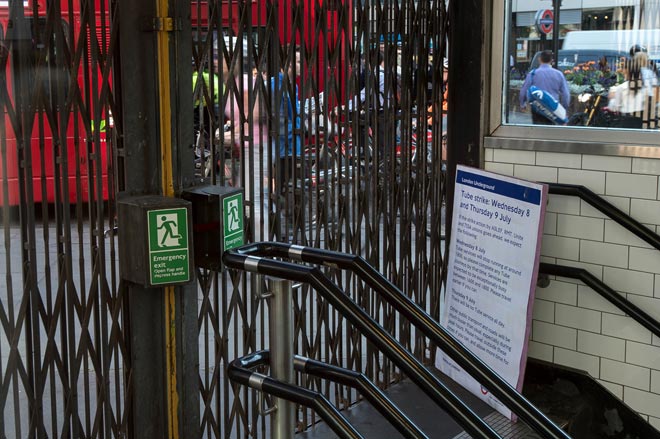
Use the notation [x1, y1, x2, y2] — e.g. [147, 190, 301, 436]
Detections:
[268, 278, 295, 439]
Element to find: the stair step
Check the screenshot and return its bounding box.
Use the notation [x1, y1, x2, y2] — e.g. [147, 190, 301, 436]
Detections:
[300, 359, 659, 438]
[451, 411, 545, 439]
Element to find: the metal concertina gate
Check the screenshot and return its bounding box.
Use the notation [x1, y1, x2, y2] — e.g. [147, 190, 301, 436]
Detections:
[1, 0, 448, 437]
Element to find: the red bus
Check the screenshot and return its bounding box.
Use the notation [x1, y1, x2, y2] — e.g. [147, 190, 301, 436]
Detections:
[191, 0, 348, 98]
[0, 0, 348, 206]
[0, 0, 111, 206]
[190, 0, 350, 182]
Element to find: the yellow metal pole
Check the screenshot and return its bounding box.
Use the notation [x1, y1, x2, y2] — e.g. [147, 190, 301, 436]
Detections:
[156, 6, 175, 198]
[165, 285, 179, 439]
[155, 0, 179, 438]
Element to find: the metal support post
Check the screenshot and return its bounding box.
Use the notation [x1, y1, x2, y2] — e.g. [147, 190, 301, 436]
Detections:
[117, 0, 198, 438]
[552, 0, 561, 57]
[268, 278, 295, 439]
[446, 0, 484, 244]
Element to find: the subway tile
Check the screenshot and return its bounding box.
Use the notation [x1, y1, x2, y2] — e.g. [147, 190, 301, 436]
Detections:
[601, 358, 650, 390]
[555, 303, 601, 333]
[535, 279, 577, 306]
[527, 340, 553, 362]
[656, 275, 660, 298]
[513, 165, 558, 183]
[603, 314, 653, 344]
[578, 286, 626, 315]
[532, 299, 555, 323]
[541, 235, 580, 260]
[631, 199, 660, 226]
[532, 320, 576, 350]
[625, 294, 660, 323]
[543, 212, 557, 235]
[484, 162, 514, 177]
[603, 267, 655, 297]
[578, 330, 625, 361]
[649, 416, 660, 432]
[624, 387, 660, 418]
[579, 240, 629, 269]
[539, 255, 556, 265]
[493, 149, 536, 165]
[583, 155, 632, 173]
[559, 168, 606, 194]
[626, 340, 660, 370]
[606, 172, 658, 200]
[597, 379, 624, 399]
[629, 247, 660, 274]
[604, 220, 654, 249]
[652, 370, 660, 394]
[580, 195, 630, 219]
[556, 214, 604, 241]
[632, 158, 660, 175]
[554, 347, 600, 378]
[536, 152, 582, 169]
[547, 194, 581, 215]
[484, 148, 494, 162]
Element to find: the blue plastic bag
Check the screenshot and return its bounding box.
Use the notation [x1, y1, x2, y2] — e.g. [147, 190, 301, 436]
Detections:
[527, 85, 568, 125]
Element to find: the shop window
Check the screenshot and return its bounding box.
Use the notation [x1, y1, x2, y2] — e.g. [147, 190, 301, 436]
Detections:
[582, 9, 613, 31]
[503, 1, 659, 131]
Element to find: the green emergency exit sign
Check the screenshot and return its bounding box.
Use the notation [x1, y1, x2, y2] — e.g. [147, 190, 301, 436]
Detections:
[223, 193, 244, 251]
[147, 207, 190, 285]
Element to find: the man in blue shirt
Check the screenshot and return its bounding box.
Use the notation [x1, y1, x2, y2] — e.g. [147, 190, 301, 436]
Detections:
[271, 49, 302, 195]
[520, 50, 571, 125]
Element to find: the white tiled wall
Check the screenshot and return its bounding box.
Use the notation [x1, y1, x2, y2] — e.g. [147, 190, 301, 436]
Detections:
[485, 148, 660, 424]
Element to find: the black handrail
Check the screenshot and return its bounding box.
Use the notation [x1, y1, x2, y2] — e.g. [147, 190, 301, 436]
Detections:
[544, 183, 660, 339]
[547, 183, 660, 251]
[223, 252, 503, 439]
[228, 352, 364, 439]
[539, 263, 660, 339]
[229, 242, 571, 439]
[293, 354, 429, 439]
[230, 350, 429, 438]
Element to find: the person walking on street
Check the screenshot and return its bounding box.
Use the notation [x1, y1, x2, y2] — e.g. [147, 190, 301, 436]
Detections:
[267, 47, 302, 239]
[606, 53, 652, 128]
[270, 48, 302, 197]
[519, 50, 570, 125]
[629, 44, 658, 93]
[347, 50, 398, 156]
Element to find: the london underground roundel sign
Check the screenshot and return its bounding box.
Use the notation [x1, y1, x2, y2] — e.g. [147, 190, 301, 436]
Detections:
[535, 9, 554, 35]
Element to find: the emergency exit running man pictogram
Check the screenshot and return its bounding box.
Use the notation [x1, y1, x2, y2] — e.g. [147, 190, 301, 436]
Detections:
[158, 215, 183, 247]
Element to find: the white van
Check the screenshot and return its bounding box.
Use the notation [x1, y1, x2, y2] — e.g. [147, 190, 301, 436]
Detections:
[562, 29, 660, 60]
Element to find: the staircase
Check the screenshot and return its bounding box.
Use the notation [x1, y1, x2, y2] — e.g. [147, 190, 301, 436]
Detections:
[299, 358, 658, 439]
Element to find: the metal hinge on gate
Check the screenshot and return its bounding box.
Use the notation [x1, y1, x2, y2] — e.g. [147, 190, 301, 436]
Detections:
[141, 16, 181, 32]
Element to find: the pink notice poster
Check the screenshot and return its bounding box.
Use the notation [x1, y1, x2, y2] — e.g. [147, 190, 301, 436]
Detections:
[435, 165, 548, 420]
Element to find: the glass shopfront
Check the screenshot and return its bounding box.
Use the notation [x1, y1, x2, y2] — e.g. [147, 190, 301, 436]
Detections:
[500, 0, 659, 132]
